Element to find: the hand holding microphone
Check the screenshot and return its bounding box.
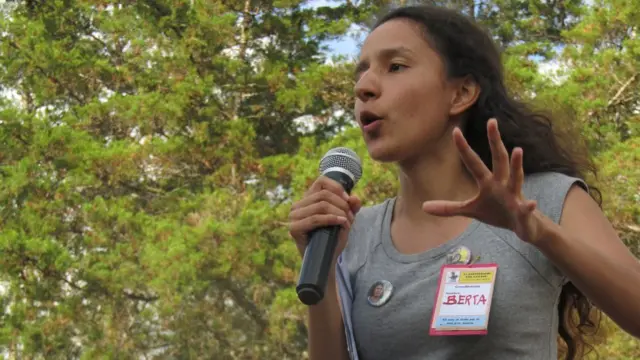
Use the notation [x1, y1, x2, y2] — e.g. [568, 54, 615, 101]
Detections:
[288, 148, 363, 305]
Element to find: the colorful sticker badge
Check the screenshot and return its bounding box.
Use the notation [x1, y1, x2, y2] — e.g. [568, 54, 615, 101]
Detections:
[429, 263, 498, 336]
[446, 245, 472, 265]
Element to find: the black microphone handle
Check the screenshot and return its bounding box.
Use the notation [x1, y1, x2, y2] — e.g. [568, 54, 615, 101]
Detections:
[296, 171, 355, 305]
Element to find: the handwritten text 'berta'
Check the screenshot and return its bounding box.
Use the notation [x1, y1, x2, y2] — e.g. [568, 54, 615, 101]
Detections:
[442, 294, 487, 306]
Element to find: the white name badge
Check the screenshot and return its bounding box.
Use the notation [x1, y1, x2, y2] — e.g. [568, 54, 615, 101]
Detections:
[429, 263, 498, 336]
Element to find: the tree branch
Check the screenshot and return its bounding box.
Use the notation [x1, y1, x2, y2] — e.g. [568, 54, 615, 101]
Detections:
[7, 249, 159, 304]
[608, 73, 637, 107]
[217, 278, 269, 332]
[9, 41, 84, 104]
[123, 289, 159, 302]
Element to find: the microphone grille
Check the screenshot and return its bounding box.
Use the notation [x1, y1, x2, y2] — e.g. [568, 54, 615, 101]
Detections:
[319, 147, 363, 184]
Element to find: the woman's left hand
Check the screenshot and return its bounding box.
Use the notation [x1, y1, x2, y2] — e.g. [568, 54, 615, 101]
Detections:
[422, 118, 542, 244]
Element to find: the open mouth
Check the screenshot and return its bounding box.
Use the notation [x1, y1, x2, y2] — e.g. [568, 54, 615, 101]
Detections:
[360, 111, 383, 126]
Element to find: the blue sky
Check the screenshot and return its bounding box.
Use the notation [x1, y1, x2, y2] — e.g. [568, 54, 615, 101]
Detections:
[306, 0, 361, 57]
[306, 0, 564, 79]
[327, 31, 360, 57]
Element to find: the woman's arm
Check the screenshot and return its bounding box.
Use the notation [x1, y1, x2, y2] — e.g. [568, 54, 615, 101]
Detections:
[307, 269, 350, 360]
[534, 185, 640, 337]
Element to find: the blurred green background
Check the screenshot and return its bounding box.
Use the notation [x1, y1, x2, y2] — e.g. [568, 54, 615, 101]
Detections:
[0, 0, 638, 358]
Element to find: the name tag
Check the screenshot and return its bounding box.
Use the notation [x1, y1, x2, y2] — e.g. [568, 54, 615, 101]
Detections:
[429, 263, 498, 336]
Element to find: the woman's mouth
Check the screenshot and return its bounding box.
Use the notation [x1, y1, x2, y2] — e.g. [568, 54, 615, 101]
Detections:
[360, 111, 383, 132]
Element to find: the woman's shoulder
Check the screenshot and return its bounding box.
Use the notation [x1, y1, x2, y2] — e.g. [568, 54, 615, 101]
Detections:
[340, 197, 395, 273]
[523, 171, 587, 223]
[347, 197, 394, 245]
[353, 197, 394, 225]
[523, 171, 587, 192]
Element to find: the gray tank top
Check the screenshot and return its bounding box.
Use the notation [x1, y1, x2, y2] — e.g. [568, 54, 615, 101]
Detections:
[336, 172, 585, 360]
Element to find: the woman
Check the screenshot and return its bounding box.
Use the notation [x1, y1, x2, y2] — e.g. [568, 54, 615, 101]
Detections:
[288, 5, 640, 360]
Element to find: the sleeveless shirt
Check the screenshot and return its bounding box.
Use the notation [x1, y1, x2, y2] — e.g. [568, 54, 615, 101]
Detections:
[335, 172, 585, 360]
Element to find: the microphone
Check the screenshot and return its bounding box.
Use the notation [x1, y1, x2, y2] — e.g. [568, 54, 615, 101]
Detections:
[296, 147, 363, 305]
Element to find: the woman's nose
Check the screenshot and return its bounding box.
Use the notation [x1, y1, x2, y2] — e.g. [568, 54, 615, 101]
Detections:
[355, 72, 380, 102]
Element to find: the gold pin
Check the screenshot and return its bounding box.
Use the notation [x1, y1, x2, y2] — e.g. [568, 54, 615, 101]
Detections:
[446, 246, 472, 265]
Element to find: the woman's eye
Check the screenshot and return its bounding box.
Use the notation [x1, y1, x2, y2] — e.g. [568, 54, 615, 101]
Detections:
[389, 63, 406, 72]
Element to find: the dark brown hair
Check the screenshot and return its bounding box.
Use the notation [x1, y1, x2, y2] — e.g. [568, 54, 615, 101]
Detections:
[374, 5, 603, 360]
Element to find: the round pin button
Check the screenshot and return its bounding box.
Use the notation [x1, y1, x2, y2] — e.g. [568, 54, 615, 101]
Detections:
[367, 280, 393, 307]
[446, 245, 472, 265]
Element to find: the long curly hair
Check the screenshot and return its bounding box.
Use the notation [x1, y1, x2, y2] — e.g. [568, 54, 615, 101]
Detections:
[374, 5, 603, 359]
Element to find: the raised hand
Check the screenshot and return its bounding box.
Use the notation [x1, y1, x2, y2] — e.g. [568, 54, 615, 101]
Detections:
[422, 119, 541, 243]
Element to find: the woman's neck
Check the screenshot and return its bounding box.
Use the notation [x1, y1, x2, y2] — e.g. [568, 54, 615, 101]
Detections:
[395, 147, 478, 224]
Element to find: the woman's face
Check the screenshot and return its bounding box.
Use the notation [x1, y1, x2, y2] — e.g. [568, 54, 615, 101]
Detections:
[373, 285, 383, 297]
[354, 19, 466, 164]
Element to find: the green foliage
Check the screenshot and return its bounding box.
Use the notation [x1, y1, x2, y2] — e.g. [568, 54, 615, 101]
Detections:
[595, 137, 640, 255]
[0, 0, 638, 358]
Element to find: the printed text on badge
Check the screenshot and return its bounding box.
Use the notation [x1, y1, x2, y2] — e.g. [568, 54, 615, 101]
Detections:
[429, 263, 498, 336]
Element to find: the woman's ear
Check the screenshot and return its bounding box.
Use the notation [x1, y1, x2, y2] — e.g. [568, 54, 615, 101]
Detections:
[449, 76, 480, 116]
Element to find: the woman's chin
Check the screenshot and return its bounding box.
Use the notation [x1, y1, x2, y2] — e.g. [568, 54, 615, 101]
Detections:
[366, 141, 403, 163]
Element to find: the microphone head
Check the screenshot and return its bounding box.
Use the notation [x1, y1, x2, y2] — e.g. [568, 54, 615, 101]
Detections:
[319, 147, 363, 185]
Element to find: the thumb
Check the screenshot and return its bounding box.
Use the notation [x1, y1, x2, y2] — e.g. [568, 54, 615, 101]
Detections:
[348, 195, 362, 214]
[422, 200, 470, 217]
[518, 199, 537, 216]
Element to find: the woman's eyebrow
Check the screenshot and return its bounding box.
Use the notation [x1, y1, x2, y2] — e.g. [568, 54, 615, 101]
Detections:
[354, 46, 414, 78]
